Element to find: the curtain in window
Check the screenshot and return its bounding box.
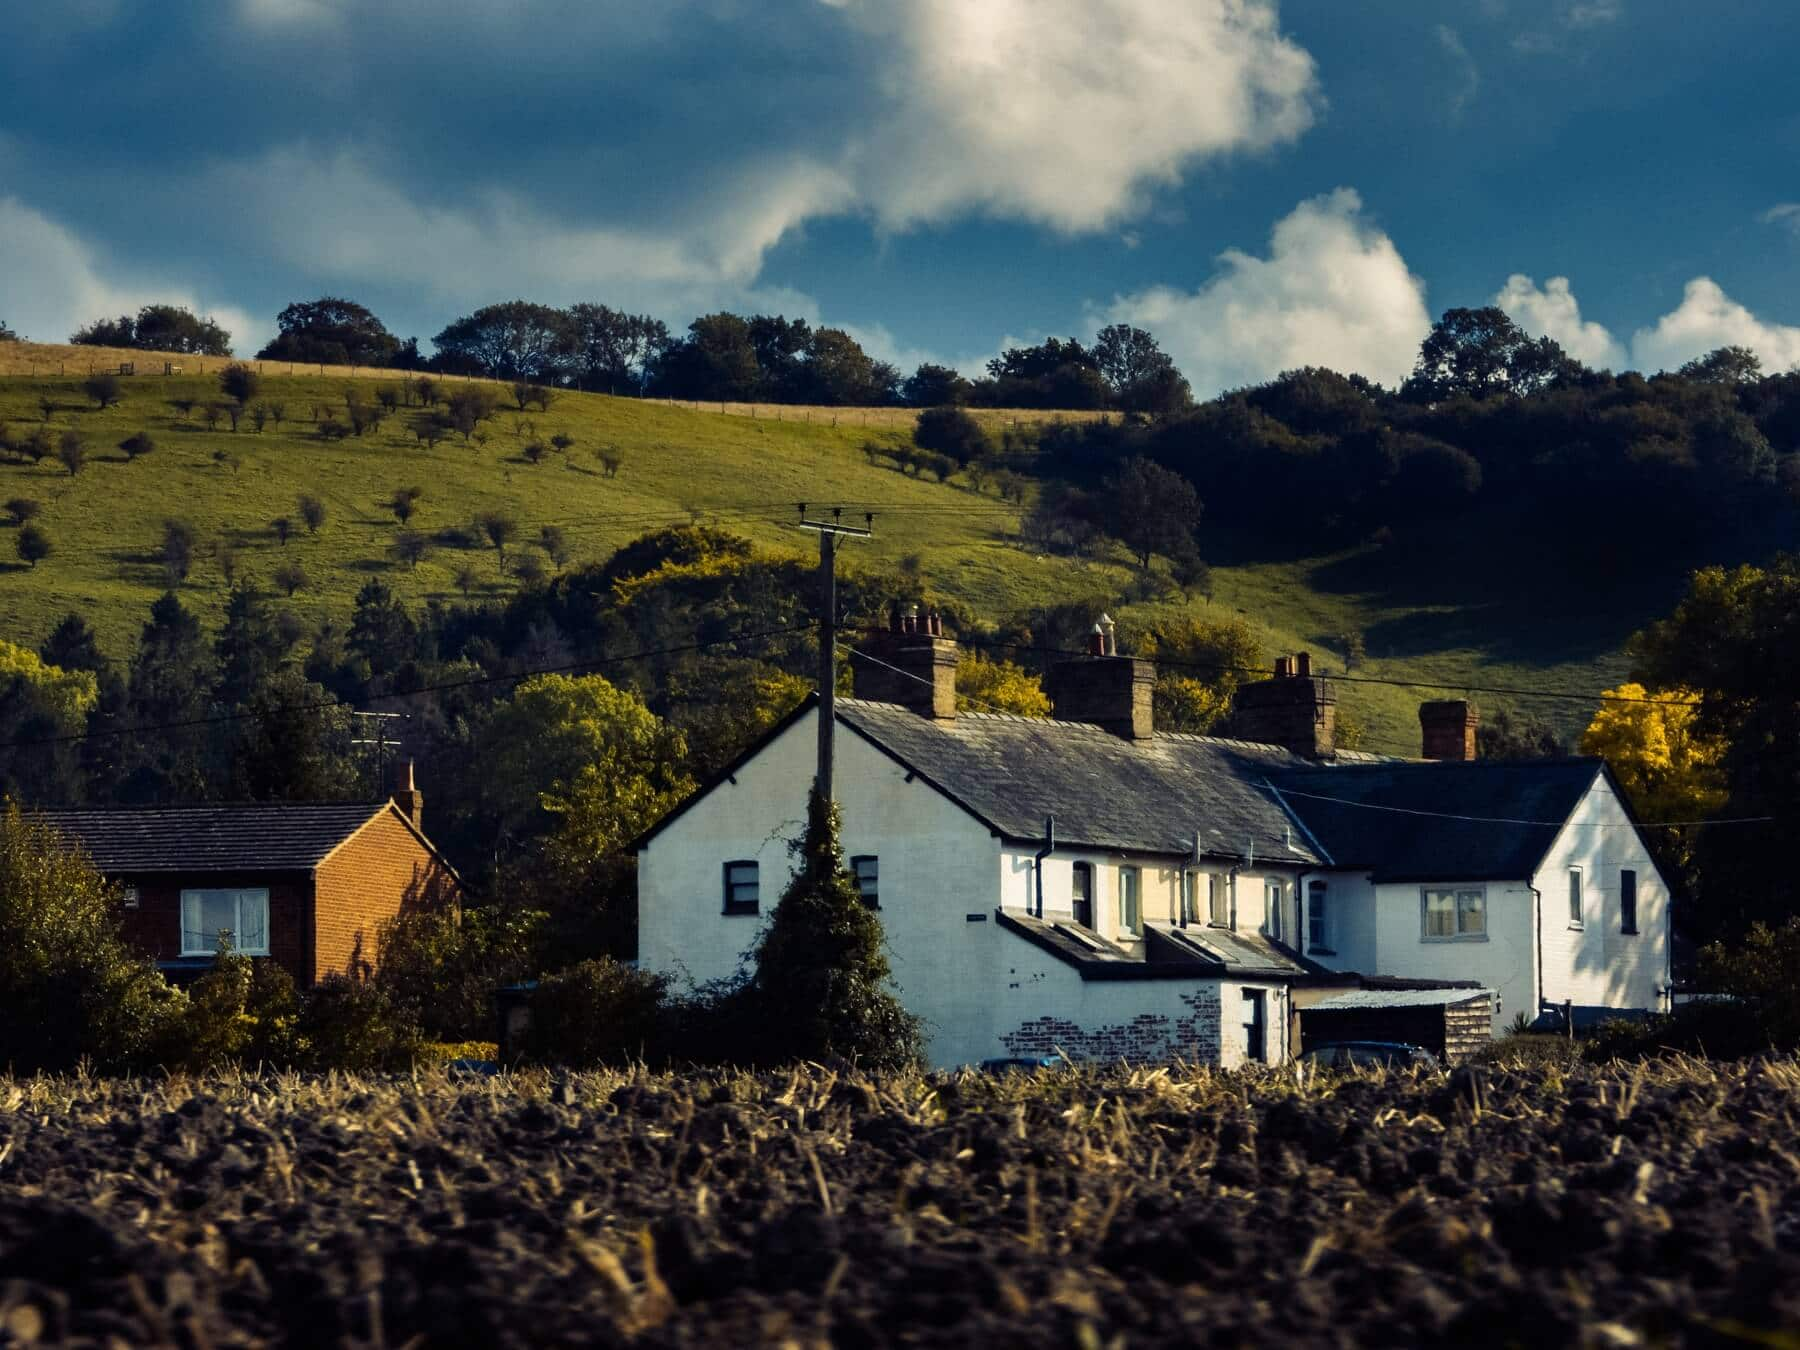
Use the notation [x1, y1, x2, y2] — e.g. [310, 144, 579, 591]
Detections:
[180, 888, 270, 955]
[1424, 889, 1457, 937]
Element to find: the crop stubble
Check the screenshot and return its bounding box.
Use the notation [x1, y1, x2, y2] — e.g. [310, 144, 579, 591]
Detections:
[0, 1057, 1796, 1346]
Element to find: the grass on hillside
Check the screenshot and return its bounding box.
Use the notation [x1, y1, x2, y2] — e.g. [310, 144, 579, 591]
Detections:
[0, 353, 1653, 756]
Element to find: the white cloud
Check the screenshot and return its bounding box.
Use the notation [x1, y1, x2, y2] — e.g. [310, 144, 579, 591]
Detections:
[1100, 188, 1431, 397]
[1494, 273, 1626, 369]
[1562, 0, 1622, 28]
[1437, 25, 1481, 121]
[1629, 277, 1800, 375]
[845, 0, 1320, 233]
[1760, 203, 1800, 235]
[0, 197, 258, 351]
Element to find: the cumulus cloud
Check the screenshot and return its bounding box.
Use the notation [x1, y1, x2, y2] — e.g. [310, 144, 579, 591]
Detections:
[1629, 278, 1800, 375]
[1100, 189, 1432, 397]
[1494, 273, 1626, 369]
[0, 197, 258, 351]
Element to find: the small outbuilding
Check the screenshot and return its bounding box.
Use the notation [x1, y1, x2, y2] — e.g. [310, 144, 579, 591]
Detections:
[1298, 986, 1495, 1064]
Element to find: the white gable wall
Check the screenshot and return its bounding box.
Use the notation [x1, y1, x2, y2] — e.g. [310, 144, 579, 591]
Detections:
[1371, 880, 1535, 1033]
[1532, 773, 1671, 1014]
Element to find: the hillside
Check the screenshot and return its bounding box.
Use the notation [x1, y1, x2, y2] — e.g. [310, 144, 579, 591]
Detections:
[0, 356, 1652, 756]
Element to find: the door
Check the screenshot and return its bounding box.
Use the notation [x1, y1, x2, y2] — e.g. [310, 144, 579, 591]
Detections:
[1243, 989, 1267, 1063]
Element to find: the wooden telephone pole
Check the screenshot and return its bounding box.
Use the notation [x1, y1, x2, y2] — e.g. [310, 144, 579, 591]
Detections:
[796, 505, 872, 803]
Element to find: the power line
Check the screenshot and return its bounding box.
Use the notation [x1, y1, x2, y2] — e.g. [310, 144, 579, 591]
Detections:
[2, 625, 808, 752]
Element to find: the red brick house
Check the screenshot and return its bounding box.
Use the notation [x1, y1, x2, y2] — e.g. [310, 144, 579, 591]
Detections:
[41, 784, 460, 987]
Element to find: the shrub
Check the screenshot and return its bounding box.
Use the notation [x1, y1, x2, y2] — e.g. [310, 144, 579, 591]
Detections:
[6, 496, 41, 525]
[273, 560, 309, 596]
[162, 518, 197, 582]
[0, 808, 180, 1072]
[57, 430, 85, 476]
[519, 958, 669, 1066]
[271, 515, 292, 545]
[377, 904, 540, 1042]
[82, 372, 122, 408]
[914, 406, 989, 466]
[21, 427, 51, 463]
[297, 494, 326, 534]
[218, 361, 260, 405]
[120, 431, 155, 461]
[295, 971, 421, 1070]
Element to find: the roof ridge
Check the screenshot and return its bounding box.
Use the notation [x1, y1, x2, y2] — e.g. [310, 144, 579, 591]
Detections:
[36, 800, 388, 812]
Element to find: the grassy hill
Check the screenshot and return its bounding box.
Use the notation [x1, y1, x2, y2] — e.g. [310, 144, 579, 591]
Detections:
[0, 353, 1658, 756]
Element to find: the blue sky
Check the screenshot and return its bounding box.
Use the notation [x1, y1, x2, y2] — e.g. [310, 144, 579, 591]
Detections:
[3, 0, 1798, 395]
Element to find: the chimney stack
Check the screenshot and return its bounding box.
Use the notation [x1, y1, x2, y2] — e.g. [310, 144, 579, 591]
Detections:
[1047, 615, 1156, 739]
[1229, 653, 1337, 757]
[392, 760, 425, 834]
[1419, 700, 1479, 761]
[852, 603, 958, 719]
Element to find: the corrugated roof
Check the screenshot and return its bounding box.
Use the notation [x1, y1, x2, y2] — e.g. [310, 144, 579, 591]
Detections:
[1270, 759, 1604, 881]
[37, 803, 390, 873]
[837, 700, 1322, 863]
[1308, 987, 1494, 1011]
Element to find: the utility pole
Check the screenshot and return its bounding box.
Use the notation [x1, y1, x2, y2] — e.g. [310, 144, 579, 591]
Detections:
[350, 710, 408, 796]
[796, 505, 872, 803]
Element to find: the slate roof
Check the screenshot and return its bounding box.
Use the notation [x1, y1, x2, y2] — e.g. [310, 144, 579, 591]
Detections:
[1269, 759, 1606, 882]
[37, 803, 392, 873]
[836, 699, 1323, 864]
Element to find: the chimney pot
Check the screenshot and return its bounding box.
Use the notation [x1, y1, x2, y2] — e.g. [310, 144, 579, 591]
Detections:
[1275, 656, 1292, 678]
[1088, 625, 1105, 656]
[1296, 651, 1311, 678]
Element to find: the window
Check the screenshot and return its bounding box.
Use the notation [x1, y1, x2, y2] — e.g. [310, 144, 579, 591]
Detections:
[722, 860, 760, 915]
[180, 888, 270, 956]
[1620, 869, 1638, 934]
[1265, 879, 1284, 942]
[1118, 866, 1141, 936]
[1568, 867, 1584, 927]
[1307, 879, 1331, 952]
[850, 856, 879, 908]
[1071, 863, 1094, 929]
[1422, 887, 1487, 940]
[1243, 989, 1267, 1063]
[122, 886, 140, 911]
[1208, 872, 1230, 927]
[1179, 870, 1198, 926]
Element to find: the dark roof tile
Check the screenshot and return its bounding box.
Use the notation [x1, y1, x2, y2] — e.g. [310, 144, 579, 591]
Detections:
[36, 803, 389, 873]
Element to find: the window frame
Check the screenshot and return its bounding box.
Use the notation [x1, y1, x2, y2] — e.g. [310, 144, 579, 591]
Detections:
[1179, 869, 1198, 927]
[1307, 879, 1332, 954]
[849, 855, 879, 909]
[1620, 868, 1638, 935]
[1420, 885, 1488, 942]
[1070, 861, 1095, 928]
[1117, 865, 1141, 938]
[1207, 871, 1230, 928]
[1568, 866, 1584, 929]
[722, 859, 760, 916]
[1265, 878, 1284, 942]
[179, 886, 271, 957]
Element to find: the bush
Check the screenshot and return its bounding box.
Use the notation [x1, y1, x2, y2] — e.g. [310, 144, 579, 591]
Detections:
[295, 971, 421, 1071]
[82, 373, 121, 408]
[377, 903, 539, 1042]
[519, 958, 669, 1066]
[119, 431, 155, 461]
[219, 361, 260, 405]
[16, 523, 51, 568]
[0, 808, 180, 1072]
[914, 406, 990, 465]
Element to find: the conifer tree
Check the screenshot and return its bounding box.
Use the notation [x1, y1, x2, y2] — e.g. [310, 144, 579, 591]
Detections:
[750, 789, 922, 1069]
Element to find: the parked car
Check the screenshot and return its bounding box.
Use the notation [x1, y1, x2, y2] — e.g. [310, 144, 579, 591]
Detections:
[1300, 1041, 1440, 1071]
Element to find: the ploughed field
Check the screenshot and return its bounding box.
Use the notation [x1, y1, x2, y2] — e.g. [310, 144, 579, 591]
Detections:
[0, 1059, 1796, 1347]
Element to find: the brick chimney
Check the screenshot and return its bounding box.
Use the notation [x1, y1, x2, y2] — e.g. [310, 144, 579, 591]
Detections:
[1419, 700, 1479, 761]
[392, 760, 425, 834]
[1230, 652, 1337, 757]
[852, 604, 958, 719]
[1046, 614, 1156, 740]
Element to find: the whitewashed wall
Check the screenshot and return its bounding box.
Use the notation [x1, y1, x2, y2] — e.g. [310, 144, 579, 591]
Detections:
[1300, 871, 1379, 972]
[1371, 879, 1535, 1032]
[1533, 774, 1671, 1014]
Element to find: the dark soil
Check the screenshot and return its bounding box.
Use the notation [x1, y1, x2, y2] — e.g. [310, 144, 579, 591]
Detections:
[0, 1058, 1797, 1347]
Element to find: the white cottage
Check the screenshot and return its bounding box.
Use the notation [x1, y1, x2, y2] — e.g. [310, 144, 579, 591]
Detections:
[636, 620, 1672, 1069]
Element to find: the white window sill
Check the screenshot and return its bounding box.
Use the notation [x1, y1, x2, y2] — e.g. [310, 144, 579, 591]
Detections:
[1420, 934, 1489, 943]
[1567, 922, 1585, 931]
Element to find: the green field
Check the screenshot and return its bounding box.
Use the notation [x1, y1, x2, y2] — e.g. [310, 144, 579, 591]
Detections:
[0, 362, 1661, 756]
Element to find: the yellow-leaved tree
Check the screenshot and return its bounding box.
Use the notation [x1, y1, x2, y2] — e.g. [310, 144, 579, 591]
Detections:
[0, 638, 97, 726]
[956, 651, 1050, 717]
[1122, 614, 1264, 734]
[1578, 682, 1727, 877]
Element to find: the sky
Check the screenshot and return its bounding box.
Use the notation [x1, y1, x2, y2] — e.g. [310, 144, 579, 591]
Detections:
[3, 0, 1799, 397]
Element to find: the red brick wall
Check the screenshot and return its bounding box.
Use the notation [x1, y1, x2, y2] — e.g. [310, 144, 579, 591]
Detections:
[311, 810, 460, 984]
[116, 873, 311, 983]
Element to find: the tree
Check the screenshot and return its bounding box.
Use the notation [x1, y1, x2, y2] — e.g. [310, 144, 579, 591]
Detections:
[387, 486, 424, 525]
[15, 524, 50, 568]
[120, 590, 216, 800]
[954, 651, 1049, 716]
[913, 406, 990, 466]
[218, 362, 260, 406]
[431, 301, 575, 381]
[346, 579, 418, 685]
[5, 497, 41, 525]
[1127, 613, 1263, 734]
[795, 327, 886, 405]
[229, 667, 360, 802]
[567, 304, 670, 393]
[0, 318, 18, 342]
[445, 387, 499, 441]
[71, 304, 231, 356]
[161, 518, 198, 583]
[1092, 323, 1190, 413]
[391, 529, 432, 570]
[1109, 455, 1202, 570]
[119, 431, 155, 461]
[511, 552, 548, 586]
[57, 430, 85, 476]
[271, 516, 292, 546]
[273, 560, 309, 597]
[540, 524, 571, 569]
[298, 494, 327, 534]
[749, 790, 923, 1069]
[258, 296, 402, 367]
[213, 584, 292, 708]
[40, 613, 107, 676]
[1475, 705, 1566, 760]
[903, 363, 973, 407]
[0, 809, 176, 1072]
[1403, 306, 1579, 402]
[454, 564, 480, 600]
[476, 511, 518, 562]
[1678, 345, 1763, 386]
[82, 372, 122, 408]
[646, 312, 761, 402]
